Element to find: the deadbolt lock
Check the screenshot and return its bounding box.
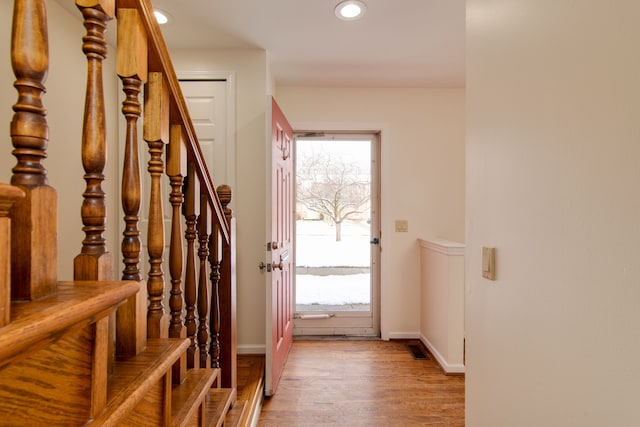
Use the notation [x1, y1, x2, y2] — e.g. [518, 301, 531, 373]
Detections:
[259, 262, 272, 272]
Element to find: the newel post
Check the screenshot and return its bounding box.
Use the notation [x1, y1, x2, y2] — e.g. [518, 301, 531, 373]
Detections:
[217, 184, 237, 392]
[10, 0, 58, 300]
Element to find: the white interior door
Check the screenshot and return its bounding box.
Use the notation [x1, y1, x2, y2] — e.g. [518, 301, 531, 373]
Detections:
[179, 80, 228, 185]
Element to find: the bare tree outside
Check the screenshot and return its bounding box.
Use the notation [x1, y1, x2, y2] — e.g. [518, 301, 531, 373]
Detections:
[295, 137, 373, 315]
[297, 146, 370, 241]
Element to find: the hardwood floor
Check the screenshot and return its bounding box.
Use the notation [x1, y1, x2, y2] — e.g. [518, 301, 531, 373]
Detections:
[257, 339, 465, 426]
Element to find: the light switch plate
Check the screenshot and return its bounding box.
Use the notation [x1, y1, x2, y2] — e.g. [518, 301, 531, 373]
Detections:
[395, 220, 408, 232]
[482, 247, 496, 280]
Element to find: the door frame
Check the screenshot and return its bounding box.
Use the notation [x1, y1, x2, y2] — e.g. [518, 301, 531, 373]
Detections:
[291, 128, 383, 337]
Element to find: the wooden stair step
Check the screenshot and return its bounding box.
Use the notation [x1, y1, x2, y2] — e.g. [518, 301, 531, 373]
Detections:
[233, 355, 265, 427]
[171, 368, 220, 426]
[205, 388, 236, 427]
[1, 280, 140, 369]
[88, 338, 190, 426]
[224, 400, 247, 427]
[240, 375, 264, 427]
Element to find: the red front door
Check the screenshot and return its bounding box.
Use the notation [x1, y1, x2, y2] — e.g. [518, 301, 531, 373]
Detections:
[265, 97, 293, 395]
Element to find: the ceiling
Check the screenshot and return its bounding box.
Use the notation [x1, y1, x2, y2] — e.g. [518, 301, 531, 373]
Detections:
[57, 0, 465, 88]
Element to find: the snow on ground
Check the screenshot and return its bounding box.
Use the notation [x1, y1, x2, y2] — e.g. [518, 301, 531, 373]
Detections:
[296, 273, 370, 305]
[296, 220, 370, 267]
[296, 220, 370, 305]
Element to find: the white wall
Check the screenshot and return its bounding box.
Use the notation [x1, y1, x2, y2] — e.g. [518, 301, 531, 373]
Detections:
[275, 87, 465, 339]
[0, 1, 120, 281]
[466, 1, 640, 425]
[169, 49, 269, 351]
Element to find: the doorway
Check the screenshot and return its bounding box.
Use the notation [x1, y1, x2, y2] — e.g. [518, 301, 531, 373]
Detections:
[293, 132, 380, 336]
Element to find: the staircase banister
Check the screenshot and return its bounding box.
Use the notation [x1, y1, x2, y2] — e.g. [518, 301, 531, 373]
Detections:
[117, 0, 229, 243]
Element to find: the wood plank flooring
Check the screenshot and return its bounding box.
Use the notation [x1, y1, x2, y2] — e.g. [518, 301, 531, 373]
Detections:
[257, 339, 464, 426]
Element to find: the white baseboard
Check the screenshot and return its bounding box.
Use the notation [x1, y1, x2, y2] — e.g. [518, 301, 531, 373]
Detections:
[237, 344, 266, 355]
[249, 393, 263, 427]
[420, 334, 465, 374]
[386, 331, 420, 340]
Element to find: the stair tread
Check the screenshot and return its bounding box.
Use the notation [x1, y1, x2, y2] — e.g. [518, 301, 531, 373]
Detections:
[171, 368, 220, 426]
[205, 388, 236, 427]
[236, 355, 265, 427]
[1, 280, 140, 368]
[88, 338, 190, 425]
[224, 400, 248, 427]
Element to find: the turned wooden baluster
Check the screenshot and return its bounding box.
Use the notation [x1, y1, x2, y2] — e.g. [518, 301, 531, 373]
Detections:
[10, 0, 57, 300]
[167, 125, 186, 339]
[183, 163, 200, 368]
[217, 184, 237, 390]
[197, 197, 211, 368]
[209, 224, 222, 369]
[168, 125, 187, 382]
[74, 0, 115, 281]
[116, 7, 147, 356]
[73, 1, 115, 413]
[143, 72, 169, 339]
[117, 8, 145, 283]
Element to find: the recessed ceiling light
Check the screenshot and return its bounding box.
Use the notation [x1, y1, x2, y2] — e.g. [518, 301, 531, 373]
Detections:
[154, 9, 170, 25]
[334, 0, 367, 21]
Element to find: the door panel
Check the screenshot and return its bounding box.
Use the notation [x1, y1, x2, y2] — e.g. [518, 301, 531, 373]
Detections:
[265, 97, 294, 396]
[179, 80, 227, 185]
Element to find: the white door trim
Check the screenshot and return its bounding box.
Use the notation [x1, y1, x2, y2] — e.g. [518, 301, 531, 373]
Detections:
[291, 123, 388, 337]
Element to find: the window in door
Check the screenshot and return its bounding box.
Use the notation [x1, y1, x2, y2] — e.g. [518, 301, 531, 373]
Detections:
[294, 132, 380, 336]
